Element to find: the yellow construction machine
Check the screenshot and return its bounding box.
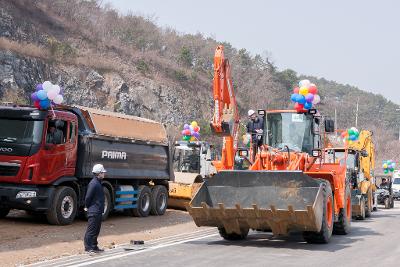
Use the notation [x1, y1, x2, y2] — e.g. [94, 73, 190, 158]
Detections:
[168, 141, 217, 209]
[325, 130, 376, 219]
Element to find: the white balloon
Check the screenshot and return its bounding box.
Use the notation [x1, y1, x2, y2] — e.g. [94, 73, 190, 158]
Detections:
[42, 81, 53, 92]
[299, 79, 311, 88]
[53, 94, 64, 105]
[351, 127, 359, 133]
[52, 85, 61, 95]
[312, 94, 321, 104]
[47, 90, 58, 100]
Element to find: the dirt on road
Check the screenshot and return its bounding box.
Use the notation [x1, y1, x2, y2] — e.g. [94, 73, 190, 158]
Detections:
[0, 209, 198, 266]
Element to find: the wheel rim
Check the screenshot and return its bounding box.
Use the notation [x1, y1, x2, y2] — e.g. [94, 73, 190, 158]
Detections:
[141, 193, 150, 211]
[158, 193, 166, 211]
[326, 195, 333, 228]
[61, 196, 74, 219]
[346, 196, 351, 221]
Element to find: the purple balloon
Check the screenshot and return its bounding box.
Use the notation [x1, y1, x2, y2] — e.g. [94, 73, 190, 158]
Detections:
[305, 93, 314, 103]
[31, 92, 39, 101]
[183, 124, 190, 130]
[35, 84, 43, 92]
[181, 130, 186, 135]
[193, 132, 200, 139]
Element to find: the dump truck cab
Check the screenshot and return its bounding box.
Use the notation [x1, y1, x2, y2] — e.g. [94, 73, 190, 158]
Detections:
[0, 107, 78, 185]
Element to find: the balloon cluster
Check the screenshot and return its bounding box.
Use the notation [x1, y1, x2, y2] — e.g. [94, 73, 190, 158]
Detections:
[181, 121, 200, 141]
[31, 81, 64, 110]
[341, 127, 360, 145]
[290, 79, 321, 112]
[382, 160, 396, 174]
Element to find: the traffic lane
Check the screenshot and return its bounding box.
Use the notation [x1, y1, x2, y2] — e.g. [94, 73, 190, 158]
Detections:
[89, 206, 400, 267]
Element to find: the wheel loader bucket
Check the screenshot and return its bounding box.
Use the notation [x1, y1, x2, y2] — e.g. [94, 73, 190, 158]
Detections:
[168, 172, 203, 210]
[186, 170, 325, 236]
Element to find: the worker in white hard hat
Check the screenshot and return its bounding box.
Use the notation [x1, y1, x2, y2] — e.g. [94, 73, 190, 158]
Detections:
[246, 109, 264, 160]
[84, 164, 106, 254]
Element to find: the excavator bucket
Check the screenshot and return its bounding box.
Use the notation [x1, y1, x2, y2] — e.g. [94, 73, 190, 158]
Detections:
[186, 170, 325, 236]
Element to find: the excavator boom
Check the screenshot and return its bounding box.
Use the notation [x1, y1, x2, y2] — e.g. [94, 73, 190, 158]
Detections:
[211, 45, 239, 170]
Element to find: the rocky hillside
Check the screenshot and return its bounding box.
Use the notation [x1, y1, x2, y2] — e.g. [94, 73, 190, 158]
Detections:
[1, 0, 399, 163]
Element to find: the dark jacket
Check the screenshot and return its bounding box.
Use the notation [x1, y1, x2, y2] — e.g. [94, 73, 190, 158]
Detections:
[247, 117, 264, 142]
[85, 176, 104, 215]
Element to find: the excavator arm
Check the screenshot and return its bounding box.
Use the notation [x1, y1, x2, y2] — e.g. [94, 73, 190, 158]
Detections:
[211, 45, 239, 171]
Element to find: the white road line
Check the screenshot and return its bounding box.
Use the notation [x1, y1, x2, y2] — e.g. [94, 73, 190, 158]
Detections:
[66, 233, 219, 267]
[27, 228, 218, 267]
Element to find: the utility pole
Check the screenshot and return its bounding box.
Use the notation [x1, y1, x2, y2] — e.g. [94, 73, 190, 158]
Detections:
[355, 97, 359, 128]
[334, 108, 337, 136]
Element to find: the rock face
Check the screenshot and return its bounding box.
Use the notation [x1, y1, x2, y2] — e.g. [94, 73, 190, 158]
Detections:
[0, 49, 208, 124]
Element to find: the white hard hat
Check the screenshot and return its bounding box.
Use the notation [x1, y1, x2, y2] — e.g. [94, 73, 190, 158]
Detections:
[92, 164, 107, 174]
[248, 109, 255, 116]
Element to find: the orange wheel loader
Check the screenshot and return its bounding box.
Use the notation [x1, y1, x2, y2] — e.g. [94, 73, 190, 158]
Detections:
[186, 45, 351, 244]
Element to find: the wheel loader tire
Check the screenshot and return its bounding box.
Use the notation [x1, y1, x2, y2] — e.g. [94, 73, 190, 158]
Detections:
[355, 196, 366, 220]
[365, 191, 372, 218]
[303, 182, 333, 244]
[130, 185, 151, 217]
[0, 207, 10, 218]
[218, 227, 249, 241]
[334, 185, 351, 235]
[46, 186, 77, 225]
[150, 185, 168, 216]
[384, 197, 390, 209]
[390, 198, 394, 209]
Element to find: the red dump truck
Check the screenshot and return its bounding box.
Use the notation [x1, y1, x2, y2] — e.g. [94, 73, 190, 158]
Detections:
[0, 105, 173, 225]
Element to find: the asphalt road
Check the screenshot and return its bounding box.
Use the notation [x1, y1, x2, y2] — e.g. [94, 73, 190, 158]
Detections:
[29, 203, 400, 267]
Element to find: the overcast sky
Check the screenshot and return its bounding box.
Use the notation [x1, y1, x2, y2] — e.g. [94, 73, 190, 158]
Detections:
[106, 0, 400, 104]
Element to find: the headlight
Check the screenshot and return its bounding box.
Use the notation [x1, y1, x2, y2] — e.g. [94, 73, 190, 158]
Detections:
[16, 191, 36, 199]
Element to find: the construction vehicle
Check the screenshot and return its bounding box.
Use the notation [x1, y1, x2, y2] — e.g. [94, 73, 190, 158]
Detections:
[375, 175, 394, 209]
[0, 105, 172, 225]
[186, 45, 351, 244]
[325, 130, 376, 219]
[168, 141, 216, 209]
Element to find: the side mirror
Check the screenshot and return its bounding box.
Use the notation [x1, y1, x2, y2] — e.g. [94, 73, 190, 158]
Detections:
[324, 119, 335, 133]
[238, 149, 249, 158]
[361, 150, 369, 157]
[312, 149, 321, 157]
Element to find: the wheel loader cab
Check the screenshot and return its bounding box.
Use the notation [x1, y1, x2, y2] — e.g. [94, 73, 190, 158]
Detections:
[264, 111, 319, 154]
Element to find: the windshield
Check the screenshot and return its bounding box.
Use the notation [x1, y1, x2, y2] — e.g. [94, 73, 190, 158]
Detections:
[173, 146, 201, 173]
[266, 113, 313, 153]
[0, 119, 44, 144]
[393, 178, 400, 185]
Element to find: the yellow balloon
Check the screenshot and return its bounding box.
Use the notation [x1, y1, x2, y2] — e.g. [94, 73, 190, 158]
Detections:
[383, 163, 388, 168]
[190, 136, 196, 141]
[299, 86, 309, 96]
[191, 121, 198, 127]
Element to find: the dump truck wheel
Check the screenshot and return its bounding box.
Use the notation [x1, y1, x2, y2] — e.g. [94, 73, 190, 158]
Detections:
[131, 185, 151, 217]
[218, 227, 249, 241]
[303, 182, 333, 244]
[333, 185, 351, 235]
[102, 187, 112, 221]
[0, 207, 10, 218]
[46, 186, 77, 225]
[150, 185, 168, 216]
[390, 198, 394, 208]
[356, 196, 366, 220]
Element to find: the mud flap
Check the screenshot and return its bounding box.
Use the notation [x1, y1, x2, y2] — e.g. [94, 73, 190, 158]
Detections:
[187, 170, 324, 236]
